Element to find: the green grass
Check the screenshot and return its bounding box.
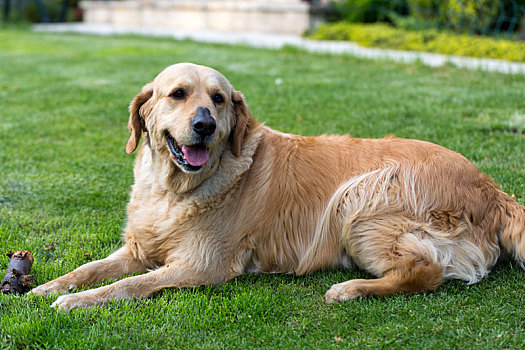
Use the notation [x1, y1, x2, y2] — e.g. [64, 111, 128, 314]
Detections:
[1, 28, 524, 348]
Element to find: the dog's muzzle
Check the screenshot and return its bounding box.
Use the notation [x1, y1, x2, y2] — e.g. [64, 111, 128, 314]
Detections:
[166, 133, 210, 172]
[165, 107, 217, 172]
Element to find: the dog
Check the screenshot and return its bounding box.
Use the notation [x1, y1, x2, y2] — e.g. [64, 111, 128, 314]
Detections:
[31, 63, 525, 311]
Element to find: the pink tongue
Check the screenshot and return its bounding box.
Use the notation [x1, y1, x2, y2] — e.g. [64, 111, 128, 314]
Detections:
[181, 145, 209, 167]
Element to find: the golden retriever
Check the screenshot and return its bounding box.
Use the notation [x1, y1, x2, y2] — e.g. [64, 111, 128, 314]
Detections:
[31, 63, 525, 311]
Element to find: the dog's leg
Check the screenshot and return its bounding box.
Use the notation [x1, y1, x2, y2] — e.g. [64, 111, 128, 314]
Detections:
[50, 264, 223, 311]
[325, 258, 443, 302]
[31, 245, 148, 296]
[325, 215, 445, 302]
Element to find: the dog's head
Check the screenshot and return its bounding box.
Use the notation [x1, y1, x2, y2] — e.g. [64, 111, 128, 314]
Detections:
[126, 63, 252, 175]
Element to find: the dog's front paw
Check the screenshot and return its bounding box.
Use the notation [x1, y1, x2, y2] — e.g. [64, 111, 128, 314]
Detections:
[50, 291, 99, 312]
[325, 281, 363, 303]
[30, 279, 74, 297]
[51, 294, 81, 312]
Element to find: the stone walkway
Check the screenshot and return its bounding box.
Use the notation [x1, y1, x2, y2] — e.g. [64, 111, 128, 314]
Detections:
[34, 23, 525, 75]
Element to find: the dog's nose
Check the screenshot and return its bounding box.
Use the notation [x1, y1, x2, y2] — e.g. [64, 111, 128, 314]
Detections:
[192, 107, 216, 137]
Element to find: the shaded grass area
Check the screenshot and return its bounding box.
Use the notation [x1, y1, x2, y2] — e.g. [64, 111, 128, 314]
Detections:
[1, 28, 524, 348]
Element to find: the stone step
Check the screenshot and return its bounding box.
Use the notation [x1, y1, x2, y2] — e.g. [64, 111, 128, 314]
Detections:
[80, 0, 322, 35]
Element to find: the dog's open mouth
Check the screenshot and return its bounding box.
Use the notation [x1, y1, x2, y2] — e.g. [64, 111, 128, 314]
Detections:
[166, 133, 209, 172]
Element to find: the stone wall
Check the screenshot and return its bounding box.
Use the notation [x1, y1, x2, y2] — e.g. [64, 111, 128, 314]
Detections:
[80, 0, 322, 35]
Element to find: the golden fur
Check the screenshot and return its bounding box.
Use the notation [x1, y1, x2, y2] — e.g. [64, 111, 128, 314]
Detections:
[31, 63, 525, 311]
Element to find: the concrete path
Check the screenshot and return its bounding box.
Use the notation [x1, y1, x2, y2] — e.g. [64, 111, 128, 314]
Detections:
[33, 23, 525, 75]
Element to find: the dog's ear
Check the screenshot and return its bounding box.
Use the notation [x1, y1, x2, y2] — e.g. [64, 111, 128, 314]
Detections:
[230, 91, 252, 157]
[126, 83, 154, 154]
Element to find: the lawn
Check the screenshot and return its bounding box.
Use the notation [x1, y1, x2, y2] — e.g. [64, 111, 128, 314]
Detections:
[1, 28, 524, 349]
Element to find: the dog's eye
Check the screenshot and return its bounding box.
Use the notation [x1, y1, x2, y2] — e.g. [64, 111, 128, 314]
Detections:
[170, 89, 186, 100]
[212, 93, 224, 104]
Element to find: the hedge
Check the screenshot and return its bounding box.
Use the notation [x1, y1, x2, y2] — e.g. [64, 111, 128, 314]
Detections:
[309, 22, 525, 62]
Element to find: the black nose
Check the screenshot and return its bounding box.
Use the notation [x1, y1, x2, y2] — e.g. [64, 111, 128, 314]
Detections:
[192, 107, 216, 137]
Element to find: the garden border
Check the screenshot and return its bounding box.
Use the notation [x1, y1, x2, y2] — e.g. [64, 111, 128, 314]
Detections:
[33, 23, 525, 75]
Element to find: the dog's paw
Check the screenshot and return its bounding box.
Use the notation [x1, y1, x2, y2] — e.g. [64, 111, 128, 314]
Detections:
[30, 279, 73, 297]
[325, 281, 363, 303]
[50, 291, 98, 312]
[51, 294, 80, 312]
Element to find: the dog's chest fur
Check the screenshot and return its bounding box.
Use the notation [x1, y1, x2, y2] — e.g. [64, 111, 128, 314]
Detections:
[123, 129, 264, 273]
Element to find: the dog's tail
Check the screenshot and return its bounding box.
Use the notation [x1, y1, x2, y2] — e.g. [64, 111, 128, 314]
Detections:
[498, 193, 525, 268]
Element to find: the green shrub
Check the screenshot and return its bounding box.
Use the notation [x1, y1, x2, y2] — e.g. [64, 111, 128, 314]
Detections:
[444, 0, 500, 34]
[406, 0, 439, 20]
[331, 0, 395, 23]
[333, 0, 525, 36]
[496, 0, 525, 32]
[405, 0, 522, 34]
[398, 0, 444, 30]
[23, 0, 62, 23]
[309, 22, 525, 62]
[5, 0, 80, 23]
